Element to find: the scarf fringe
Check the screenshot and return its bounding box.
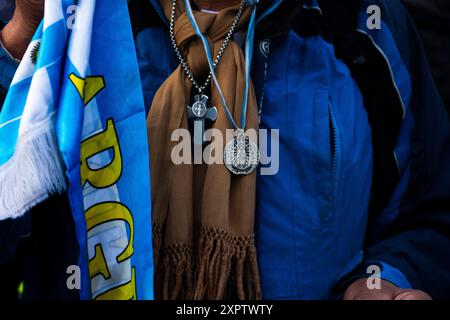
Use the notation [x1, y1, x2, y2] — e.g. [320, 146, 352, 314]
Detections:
[0, 119, 67, 220]
[154, 224, 261, 300]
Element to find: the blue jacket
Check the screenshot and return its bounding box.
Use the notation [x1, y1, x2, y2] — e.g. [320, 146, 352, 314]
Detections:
[1, 0, 449, 299]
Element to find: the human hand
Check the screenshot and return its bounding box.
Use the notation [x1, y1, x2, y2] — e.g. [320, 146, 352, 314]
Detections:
[0, 0, 45, 60]
[344, 278, 432, 300]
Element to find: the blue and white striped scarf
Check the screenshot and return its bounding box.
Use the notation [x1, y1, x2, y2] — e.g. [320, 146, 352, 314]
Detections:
[0, 0, 153, 300]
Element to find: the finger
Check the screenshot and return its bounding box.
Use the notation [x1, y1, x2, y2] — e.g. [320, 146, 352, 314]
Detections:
[394, 290, 432, 300]
[344, 278, 399, 300]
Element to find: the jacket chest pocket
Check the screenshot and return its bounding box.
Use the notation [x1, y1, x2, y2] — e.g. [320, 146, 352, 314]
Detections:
[311, 88, 342, 227]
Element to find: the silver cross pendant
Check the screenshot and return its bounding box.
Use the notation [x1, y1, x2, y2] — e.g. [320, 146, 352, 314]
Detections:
[187, 94, 218, 145]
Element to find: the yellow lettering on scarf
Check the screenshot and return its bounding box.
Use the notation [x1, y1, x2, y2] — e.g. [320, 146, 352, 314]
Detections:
[69, 73, 105, 106]
[85, 202, 135, 263]
[80, 119, 122, 188]
[89, 244, 111, 280]
[85, 202, 136, 300]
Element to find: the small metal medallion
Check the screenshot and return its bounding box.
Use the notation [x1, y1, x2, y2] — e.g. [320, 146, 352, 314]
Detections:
[224, 129, 259, 175]
[191, 99, 208, 118]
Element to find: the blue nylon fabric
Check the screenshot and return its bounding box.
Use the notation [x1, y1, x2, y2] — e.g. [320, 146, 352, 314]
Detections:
[255, 31, 374, 299]
[380, 261, 412, 289]
[356, 16, 415, 241]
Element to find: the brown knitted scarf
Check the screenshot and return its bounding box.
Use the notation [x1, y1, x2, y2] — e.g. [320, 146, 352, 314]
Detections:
[147, 0, 261, 300]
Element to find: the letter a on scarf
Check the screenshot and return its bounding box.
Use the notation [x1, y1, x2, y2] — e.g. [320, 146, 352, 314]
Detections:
[0, 0, 153, 300]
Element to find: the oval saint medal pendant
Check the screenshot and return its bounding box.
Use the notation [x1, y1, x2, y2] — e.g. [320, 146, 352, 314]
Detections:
[224, 129, 259, 175]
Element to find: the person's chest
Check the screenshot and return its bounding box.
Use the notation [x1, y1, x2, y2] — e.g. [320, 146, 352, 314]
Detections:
[134, 26, 375, 298]
[134, 25, 373, 215]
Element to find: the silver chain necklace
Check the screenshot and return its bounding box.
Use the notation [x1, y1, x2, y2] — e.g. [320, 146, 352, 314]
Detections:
[169, 0, 246, 146]
[170, 0, 246, 93]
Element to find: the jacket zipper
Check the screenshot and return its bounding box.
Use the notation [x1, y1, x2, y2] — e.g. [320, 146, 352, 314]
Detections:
[328, 101, 341, 186]
[149, 0, 170, 27]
